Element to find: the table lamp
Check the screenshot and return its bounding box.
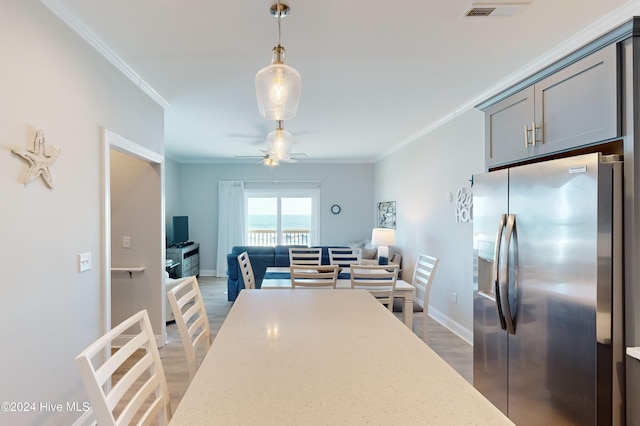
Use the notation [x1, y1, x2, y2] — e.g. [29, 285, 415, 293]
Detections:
[371, 228, 396, 265]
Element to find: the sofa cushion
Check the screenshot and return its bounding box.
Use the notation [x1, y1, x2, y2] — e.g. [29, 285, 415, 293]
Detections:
[227, 247, 276, 301]
[231, 246, 274, 256]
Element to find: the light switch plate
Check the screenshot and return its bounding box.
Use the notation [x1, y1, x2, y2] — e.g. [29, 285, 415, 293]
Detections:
[122, 236, 131, 248]
[79, 252, 91, 272]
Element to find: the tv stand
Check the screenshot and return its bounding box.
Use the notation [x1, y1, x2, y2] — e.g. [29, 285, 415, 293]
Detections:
[166, 243, 199, 278]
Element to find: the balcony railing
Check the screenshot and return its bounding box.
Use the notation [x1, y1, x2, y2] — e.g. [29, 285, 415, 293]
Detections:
[248, 229, 311, 246]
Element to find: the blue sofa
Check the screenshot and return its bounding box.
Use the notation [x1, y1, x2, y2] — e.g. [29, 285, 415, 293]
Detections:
[226, 245, 348, 301]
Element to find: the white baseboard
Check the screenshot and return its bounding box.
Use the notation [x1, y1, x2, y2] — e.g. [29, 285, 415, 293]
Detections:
[428, 306, 473, 346]
[199, 269, 216, 277]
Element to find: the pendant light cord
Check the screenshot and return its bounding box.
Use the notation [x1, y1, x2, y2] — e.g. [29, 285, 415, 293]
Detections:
[276, 0, 282, 47]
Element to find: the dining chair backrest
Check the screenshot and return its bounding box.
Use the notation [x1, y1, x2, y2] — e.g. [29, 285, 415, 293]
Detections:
[329, 248, 362, 266]
[167, 276, 212, 381]
[75, 309, 171, 426]
[290, 264, 339, 288]
[350, 264, 399, 312]
[237, 251, 256, 290]
[289, 247, 322, 265]
[413, 254, 439, 342]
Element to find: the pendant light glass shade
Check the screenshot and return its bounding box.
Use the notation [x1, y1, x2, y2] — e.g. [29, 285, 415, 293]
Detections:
[256, 46, 301, 121]
[266, 126, 293, 160]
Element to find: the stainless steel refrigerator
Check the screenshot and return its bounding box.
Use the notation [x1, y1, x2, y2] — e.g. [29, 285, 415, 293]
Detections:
[473, 153, 624, 425]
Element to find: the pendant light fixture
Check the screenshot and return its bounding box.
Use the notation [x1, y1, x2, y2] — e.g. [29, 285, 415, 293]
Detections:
[266, 120, 293, 160]
[255, 2, 301, 121]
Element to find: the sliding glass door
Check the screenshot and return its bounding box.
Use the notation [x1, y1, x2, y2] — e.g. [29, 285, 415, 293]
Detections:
[245, 190, 319, 246]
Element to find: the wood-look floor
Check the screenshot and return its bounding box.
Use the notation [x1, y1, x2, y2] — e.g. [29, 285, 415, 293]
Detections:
[158, 277, 473, 414]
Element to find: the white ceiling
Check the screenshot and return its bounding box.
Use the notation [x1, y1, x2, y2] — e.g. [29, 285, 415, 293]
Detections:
[46, 0, 639, 164]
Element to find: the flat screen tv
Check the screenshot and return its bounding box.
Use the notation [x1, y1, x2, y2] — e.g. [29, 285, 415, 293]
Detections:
[173, 216, 189, 245]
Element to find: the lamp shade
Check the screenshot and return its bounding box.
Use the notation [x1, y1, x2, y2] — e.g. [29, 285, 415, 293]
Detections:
[255, 47, 301, 121]
[371, 228, 396, 246]
[266, 128, 293, 160]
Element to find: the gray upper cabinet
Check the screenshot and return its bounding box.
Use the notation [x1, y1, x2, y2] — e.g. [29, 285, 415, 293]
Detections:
[485, 86, 535, 167]
[485, 44, 619, 168]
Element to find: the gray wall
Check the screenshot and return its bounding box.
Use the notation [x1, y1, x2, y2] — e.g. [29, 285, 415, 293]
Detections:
[166, 162, 375, 275]
[0, 3, 164, 425]
[375, 109, 485, 342]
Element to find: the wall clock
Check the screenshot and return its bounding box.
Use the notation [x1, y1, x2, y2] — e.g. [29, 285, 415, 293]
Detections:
[331, 204, 341, 214]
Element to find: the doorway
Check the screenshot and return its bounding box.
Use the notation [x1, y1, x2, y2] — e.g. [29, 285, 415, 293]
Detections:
[102, 128, 166, 346]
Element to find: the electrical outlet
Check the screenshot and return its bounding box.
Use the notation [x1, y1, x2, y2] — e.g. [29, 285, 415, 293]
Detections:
[122, 236, 131, 248]
[451, 292, 457, 304]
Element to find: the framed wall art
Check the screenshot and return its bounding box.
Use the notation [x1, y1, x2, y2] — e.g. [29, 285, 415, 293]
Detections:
[377, 201, 396, 229]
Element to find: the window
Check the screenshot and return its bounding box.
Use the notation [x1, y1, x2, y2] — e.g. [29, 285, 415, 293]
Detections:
[245, 189, 319, 246]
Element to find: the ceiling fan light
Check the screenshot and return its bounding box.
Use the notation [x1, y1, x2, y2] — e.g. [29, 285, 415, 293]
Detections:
[263, 157, 280, 167]
[255, 47, 301, 121]
[266, 127, 293, 160]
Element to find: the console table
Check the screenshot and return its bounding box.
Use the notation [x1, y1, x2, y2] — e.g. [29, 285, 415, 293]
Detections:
[166, 243, 199, 278]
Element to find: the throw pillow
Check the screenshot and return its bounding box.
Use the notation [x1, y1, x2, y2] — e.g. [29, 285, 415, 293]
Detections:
[362, 247, 377, 259]
[347, 241, 366, 249]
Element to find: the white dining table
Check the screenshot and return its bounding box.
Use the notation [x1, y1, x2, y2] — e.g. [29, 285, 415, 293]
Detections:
[169, 290, 513, 425]
[261, 266, 415, 328]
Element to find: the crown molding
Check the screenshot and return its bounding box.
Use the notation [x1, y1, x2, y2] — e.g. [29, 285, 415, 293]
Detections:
[40, 0, 170, 109]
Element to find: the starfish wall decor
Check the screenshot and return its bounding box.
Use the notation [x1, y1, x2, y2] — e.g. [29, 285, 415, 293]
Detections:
[11, 130, 61, 189]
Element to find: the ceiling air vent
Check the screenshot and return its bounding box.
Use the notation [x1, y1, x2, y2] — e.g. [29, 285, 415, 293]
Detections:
[466, 7, 496, 17]
[463, 3, 529, 18]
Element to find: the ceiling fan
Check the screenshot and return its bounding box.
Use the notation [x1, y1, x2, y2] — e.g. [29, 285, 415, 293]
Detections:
[234, 120, 307, 166]
[235, 150, 308, 167]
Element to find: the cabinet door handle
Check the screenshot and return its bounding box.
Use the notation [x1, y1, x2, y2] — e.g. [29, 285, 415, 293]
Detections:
[531, 122, 536, 146]
[533, 122, 542, 145]
[525, 123, 542, 147]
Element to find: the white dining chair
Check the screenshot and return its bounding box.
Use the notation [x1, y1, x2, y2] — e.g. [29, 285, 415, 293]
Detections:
[167, 276, 212, 381]
[289, 247, 322, 265]
[75, 309, 171, 425]
[290, 264, 339, 288]
[329, 247, 362, 266]
[350, 264, 399, 312]
[412, 254, 439, 342]
[237, 251, 256, 290]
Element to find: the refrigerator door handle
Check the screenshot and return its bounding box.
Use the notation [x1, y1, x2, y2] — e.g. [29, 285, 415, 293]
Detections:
[500, 214, 517, 335]
[492, 214, 508, 331]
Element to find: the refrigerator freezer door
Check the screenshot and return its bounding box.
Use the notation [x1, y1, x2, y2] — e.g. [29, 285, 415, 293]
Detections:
[507, 153, 605, 425]
[473, 169, 508, 414]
